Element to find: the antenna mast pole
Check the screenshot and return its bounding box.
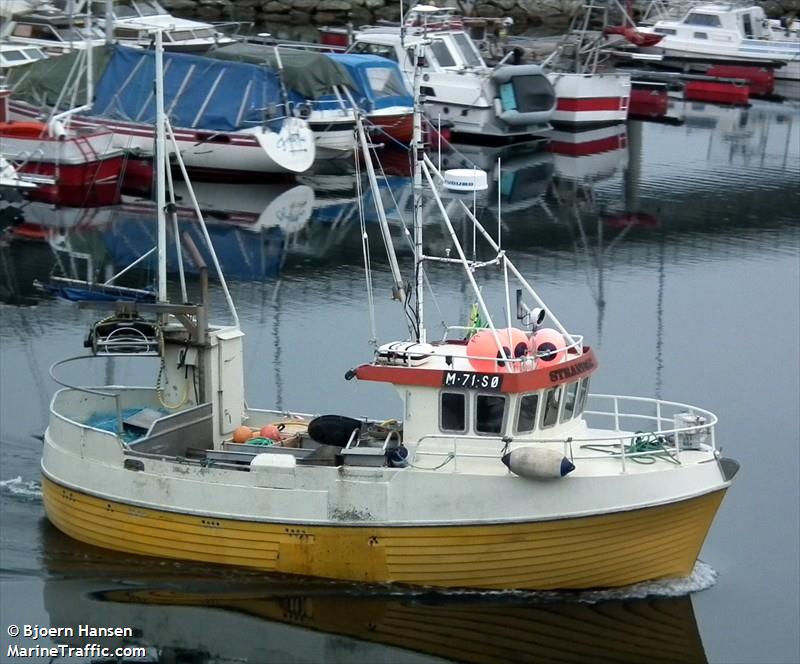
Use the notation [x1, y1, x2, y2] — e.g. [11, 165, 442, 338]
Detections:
[412, 42, 426, 342]
[155, 30, 167, 303]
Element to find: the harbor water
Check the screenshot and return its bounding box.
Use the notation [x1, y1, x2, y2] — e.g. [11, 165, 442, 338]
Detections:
[1, 97, 798, 663]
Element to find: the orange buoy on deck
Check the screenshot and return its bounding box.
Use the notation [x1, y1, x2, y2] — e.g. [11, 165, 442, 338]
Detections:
[530, 328, 566, 366]
[0, 121, 48, 138]
[259, 424, 282, 442]
[232, 426, 254, 444]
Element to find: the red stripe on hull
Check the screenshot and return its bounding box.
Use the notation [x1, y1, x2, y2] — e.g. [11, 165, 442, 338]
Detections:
[17, 155, 124, 187]
[548, 134, 627, 157]
[629, 88, 669, 118]
[372, 113, 414, 144]
[684, 82, 749, 105]
[556, 97, 626, 112]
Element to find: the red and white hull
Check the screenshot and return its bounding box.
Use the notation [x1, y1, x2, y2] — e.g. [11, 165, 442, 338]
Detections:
[548, 72, 631, 126]
[0, 124, 125, 187]
[10, 102, 316, 177]
[548, 124, 629, 181]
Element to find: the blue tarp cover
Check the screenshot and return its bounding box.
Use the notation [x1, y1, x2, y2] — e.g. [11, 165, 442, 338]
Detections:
[324, 54, 412, 111]
[93, 46, 287, 131]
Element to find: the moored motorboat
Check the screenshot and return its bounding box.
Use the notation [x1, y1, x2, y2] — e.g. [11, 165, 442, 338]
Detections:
[40, 36, 738, 591]
[349, 9, 556, 140]
[635, 4, 800, 81]
[7, 45, 316, 177]
[208, 43, 414, 155]
[0, 7, 106, 55]
[61, 0, 238, 52]
[0, 56, 126, 190]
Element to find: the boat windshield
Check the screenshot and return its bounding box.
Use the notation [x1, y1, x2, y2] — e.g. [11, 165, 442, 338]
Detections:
[364, 65, 408, 98]
[56, 26, 102, 41]
[452, 32, 483, 67]
[684, 12, 722, 27]
[429, 39, 457, 67]
[106, 0, 165, 18]
[2, 46, 46, 63]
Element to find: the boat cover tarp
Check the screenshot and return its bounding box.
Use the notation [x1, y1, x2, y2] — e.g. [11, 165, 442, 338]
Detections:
[92, 46, 286, 131]
[7, 46, 114, 108]
[208, 43, 355, 100]
[604, 26, 664, 47]
[325, 53, 413, 111]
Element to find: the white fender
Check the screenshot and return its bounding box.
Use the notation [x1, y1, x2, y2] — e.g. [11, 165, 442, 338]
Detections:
[502, 447, 575, 479]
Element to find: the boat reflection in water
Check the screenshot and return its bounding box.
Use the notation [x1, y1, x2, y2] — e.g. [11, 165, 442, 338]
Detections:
[8, 180, 316, 288]
[39, 522, 708, 664]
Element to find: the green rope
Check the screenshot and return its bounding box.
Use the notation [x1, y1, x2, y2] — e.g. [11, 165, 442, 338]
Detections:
[410, 452, 456, 471]
[581, 431, 680, 465]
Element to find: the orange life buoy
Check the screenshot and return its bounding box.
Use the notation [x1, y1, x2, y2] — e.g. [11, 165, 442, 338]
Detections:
[0, 121, 48, 138]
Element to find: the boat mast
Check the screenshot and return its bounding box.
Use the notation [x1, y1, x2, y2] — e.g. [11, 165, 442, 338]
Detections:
[105, 0, 114, 45]
[154, 30, 168, 303]
[411, 41, 425, 342]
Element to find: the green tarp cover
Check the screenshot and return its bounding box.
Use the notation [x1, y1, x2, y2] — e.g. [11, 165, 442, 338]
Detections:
[6, 46, 114, 110]
[208, 43, 355, 100]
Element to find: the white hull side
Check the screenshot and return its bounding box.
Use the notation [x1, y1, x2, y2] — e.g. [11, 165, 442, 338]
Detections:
[548, 73, 632, 125]
[42, 397, 729, 527]
[9, 103, 316, 175]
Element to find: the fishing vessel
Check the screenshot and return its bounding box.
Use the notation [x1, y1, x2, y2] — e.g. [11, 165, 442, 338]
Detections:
[40, 35, 738, 591]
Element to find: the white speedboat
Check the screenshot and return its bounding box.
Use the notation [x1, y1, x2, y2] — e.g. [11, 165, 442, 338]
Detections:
[0, 42, 48, 69]
[39, 39, 738, 591]
[637, 4, 800, 81]
[350, 24, 556, 140]
[0, 8, 106, 55]
[62, 0, 238, 52]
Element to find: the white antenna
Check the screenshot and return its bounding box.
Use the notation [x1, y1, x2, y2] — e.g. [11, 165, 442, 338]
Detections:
[155, 30, 167, 303]
[437, 113, 442, 172]
[497, 156, 501, 250]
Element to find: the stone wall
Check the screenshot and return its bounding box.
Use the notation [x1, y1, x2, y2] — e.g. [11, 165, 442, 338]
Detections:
[160, 0, 581, 34]
[161, 0, 800, 33]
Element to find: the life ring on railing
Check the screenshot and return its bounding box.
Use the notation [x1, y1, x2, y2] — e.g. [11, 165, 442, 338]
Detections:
[0, 121, 48, 138]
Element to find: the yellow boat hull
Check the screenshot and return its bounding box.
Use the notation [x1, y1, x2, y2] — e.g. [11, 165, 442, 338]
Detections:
[43, 475, 725, 590]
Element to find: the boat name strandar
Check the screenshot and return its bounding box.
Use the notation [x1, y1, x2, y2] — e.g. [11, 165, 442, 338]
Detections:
[549, 357, 595, 382]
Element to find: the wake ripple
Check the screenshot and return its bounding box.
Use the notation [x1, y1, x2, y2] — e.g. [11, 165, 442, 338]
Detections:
[0, 476, 43, 502]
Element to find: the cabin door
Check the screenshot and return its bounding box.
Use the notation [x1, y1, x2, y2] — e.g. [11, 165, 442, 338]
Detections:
[742, 14, 754, 38]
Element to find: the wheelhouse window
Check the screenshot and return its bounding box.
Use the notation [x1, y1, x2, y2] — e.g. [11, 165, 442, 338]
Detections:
[694, 32, 708, 39]
[560, 381, 580, 423]
[575, 377, 590, 416]
[742, 14, 753, 37]
[515, 393, 539, 434]
[115, 27, 144, 40]
[2, 51, 27, 62]
[685, 12, 722, 27]
[169, 30, 193, 42]
[352, 42, 398, 62]
[654, 27, 677, 35]
[453, 32, 483, 67]
[541, 387, 562, 428]
[430, 39, 456, 67]
[440, 392, 466, 432]
[476, 394, 506, 435]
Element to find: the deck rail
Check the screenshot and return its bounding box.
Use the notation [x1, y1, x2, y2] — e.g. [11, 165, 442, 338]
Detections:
[412, 393, 717, 472]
